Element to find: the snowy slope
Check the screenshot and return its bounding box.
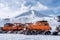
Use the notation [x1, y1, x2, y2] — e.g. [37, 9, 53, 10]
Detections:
[15, 10, 51, 18]
[13, 10, 52, 23]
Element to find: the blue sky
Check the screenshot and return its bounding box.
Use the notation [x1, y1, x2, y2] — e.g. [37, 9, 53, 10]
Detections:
[0, 0, 60, 18]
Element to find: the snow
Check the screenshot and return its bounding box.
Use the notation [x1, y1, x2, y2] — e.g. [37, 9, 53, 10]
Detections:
[0, 34, 60, 40]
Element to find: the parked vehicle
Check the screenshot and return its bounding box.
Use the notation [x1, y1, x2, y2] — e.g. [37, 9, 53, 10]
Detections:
[24, 20, 51, 35]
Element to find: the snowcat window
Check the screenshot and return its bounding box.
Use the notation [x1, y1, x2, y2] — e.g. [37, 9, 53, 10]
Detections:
[40, 21, 48, 22]
[19, 24, 22, 27]
[38, 23, 48, 26]
[4, 23, 14, 27]
[19, 25, 21, 27]
[44, 23, 48, 26]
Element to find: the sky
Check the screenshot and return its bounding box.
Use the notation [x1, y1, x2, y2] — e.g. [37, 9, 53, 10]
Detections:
[0, 0, 60, 18]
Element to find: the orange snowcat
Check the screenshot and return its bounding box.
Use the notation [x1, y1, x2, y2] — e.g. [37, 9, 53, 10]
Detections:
[24, 20, 51, 35]
[2, 23, 24, 33]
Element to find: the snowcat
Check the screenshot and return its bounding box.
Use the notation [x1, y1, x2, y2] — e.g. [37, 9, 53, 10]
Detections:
[1, 23, 24, 33]
[24, 20, 51, 35]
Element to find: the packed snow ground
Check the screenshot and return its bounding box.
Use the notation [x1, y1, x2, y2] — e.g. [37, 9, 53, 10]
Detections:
[0, 34, 60, 40]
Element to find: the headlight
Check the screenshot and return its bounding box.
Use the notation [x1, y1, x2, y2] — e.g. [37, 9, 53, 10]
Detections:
[24, 28, 26, 30]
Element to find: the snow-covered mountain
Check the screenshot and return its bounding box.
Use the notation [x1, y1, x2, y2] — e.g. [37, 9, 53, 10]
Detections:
[15, 10, 51, 18]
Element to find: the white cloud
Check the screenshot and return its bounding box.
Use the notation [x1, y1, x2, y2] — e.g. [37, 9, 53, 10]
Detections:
[0, 1, 30, 19]
[31, 2, 48, 11]
[0, 1, 49, 19]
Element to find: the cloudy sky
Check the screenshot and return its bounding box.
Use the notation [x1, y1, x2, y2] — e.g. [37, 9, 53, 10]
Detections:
[0, 0, 60, 18]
